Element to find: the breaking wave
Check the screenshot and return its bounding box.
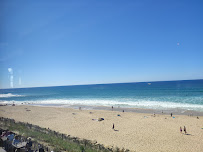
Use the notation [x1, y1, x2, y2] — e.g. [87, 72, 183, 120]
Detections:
[0, 93, 24, 98]
[1, 98, 203, 111]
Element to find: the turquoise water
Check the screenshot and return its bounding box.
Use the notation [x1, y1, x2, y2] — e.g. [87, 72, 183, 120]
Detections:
[0, 80, 203, 111]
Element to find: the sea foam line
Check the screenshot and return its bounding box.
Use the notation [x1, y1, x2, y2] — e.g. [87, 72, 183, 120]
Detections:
[0, 93, 24, 98]
[2, 98, 203, 111]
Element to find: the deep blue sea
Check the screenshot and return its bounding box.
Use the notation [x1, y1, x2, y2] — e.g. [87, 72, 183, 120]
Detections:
[1, 80, 203, 111]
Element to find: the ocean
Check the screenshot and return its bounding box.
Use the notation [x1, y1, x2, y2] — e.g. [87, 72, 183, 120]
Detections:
[0, 80, 203, 112]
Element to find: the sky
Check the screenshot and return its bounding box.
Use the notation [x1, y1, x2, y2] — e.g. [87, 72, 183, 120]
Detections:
[0, 0, 203, 88]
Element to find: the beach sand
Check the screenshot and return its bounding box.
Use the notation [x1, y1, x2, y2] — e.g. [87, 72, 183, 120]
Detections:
[0, 105, 203, 152]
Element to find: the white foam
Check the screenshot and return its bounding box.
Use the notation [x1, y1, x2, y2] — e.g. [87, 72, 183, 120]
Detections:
[0, 93, 24, 98]
[2, 98, 203, 111]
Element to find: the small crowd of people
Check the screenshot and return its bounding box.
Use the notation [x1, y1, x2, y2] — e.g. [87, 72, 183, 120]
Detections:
[180, 126, 187, 134]
[0, 129, 47, 152]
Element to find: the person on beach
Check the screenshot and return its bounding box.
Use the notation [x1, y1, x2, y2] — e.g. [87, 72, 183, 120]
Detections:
[180, 127, 182, 133]
[112, 106, 113, 111]
[184, 126, 187, 134]
[112, 123, 114, 129]
[171, 113, 173, 117]
[123, 110, 124, 112]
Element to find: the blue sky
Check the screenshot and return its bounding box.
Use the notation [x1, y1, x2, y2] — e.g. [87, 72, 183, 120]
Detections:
[0, 0, 202, 88]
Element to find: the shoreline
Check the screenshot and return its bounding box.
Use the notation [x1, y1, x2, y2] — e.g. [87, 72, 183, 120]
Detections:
[2, 103, 203, 116]
[0, 104, 203, 151]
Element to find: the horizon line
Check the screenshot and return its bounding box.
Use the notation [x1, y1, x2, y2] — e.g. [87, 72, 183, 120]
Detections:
[1, 78, 203, 90]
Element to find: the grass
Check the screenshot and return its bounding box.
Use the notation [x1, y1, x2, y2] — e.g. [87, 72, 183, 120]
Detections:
[7, 122, 97, 152]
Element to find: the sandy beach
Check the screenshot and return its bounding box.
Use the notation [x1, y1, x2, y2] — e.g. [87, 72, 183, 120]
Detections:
[0, 105, 203, 152]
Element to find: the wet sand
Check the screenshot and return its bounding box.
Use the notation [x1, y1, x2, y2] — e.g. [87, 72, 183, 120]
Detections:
[0, 105, 203, 151]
